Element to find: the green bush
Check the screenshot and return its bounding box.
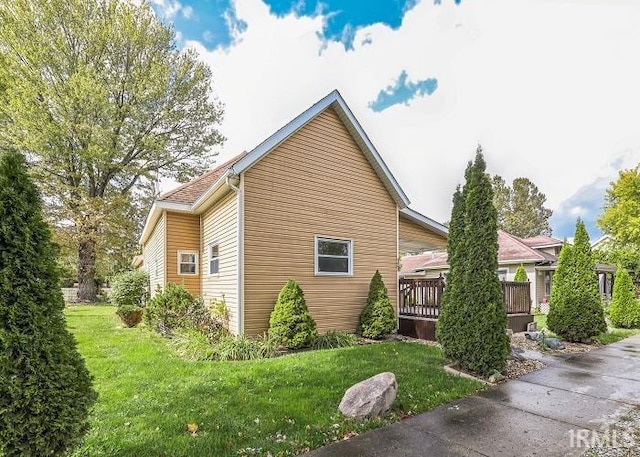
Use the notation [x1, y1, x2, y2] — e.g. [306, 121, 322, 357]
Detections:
[170, 329, 218, 361]
[0, 150, 96, 456]
[145, 283, 224, 338]
[514, 264, 528, 282]
[268, 279, 318, 349]
[110, 269, 149, 308]
[110, 270, 148, 327]
[547, 220, 607, 341]
[357, 270, 396, 339]
[609, 266, 640, 328]
[314, 330, 358, 349]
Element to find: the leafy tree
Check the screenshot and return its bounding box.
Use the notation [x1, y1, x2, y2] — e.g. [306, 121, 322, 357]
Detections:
[547, 220, 607, 341]
[514, 264, 528, 282]
[357, 270, 396, 339]
[437, 147, 509, 376]
[609, 266, 640, 329]
[0, 0, 224, 301]
[593, 240, 640, 285]
[268, 280, 318, 349]
[0, 150, 96, 456]
[492, 176, 552, 237]
[599, 166, 640, 247]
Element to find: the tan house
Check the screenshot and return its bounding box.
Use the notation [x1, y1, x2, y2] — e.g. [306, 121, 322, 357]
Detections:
[139, 90, 448, 335]
[401, 230, 616, 310]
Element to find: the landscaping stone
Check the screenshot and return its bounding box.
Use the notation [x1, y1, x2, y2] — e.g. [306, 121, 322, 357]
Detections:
[524, 331, 542, 341]
[509, 345, 525, 361]
[543, 338, 565, 350]
[488, 370, 505, 384]
[339, 372, 397, 419]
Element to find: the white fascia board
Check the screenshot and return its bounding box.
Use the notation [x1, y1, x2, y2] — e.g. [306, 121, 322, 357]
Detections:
[230, 90, 411, 208]
[191, 172, 232, 212]
[399, 207, 449, 238]
[139, 201, 191, 245]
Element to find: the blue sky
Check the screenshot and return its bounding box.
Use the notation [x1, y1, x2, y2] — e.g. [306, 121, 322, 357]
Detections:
[151, 0, 640, 241]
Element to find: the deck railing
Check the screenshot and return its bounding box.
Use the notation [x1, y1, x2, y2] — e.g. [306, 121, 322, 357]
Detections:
[399, 277, 531, 318]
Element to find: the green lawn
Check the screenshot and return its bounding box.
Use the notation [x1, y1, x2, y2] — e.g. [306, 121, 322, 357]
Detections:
[67, 306, 482, 456]
[534, 313, 639, 344]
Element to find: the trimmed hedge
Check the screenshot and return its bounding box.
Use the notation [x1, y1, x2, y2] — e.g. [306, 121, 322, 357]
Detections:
[268, 279, 317, 349]
[357, 270, 396, 339]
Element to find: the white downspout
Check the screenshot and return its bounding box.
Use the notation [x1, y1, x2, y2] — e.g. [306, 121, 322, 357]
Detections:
[226, 173, 244, 335]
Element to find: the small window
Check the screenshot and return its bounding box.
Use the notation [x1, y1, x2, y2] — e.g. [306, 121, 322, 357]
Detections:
[315, 237, 353, 275]
[209, 244, 219, 275]
[178, 251, 198, 275]
[496, 268, 508, 281]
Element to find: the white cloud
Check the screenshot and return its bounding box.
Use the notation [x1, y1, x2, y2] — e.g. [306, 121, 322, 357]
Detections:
[182, 5, 193, 19]
[181, 0, 640, 227]
[149, 0, 183, 18]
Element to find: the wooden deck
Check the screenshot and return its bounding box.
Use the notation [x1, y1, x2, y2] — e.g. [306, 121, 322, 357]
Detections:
[398, 277, 533, 340]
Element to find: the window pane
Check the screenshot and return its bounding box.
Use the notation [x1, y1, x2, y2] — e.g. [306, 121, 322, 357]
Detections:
[181, 253, 195, 263]
[210, 245, 219, 257]
[180, 263, 196, 274]
[318, 256, 349, 273]
[318, 240, 349, 256]
[210, 258, 219, 275]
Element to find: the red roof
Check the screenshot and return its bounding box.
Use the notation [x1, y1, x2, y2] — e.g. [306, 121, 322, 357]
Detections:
[520, 235, 563, 248]
[157, 152, 247, 205]
[400, 230, 547, 273]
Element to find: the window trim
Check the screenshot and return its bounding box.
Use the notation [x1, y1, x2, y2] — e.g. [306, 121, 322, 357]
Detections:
[314, 236, 353, 276]
[177, 251, 198, 276]
[208, 243, 220, 277]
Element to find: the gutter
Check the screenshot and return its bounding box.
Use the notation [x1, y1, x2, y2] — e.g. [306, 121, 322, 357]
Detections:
[226, 174, 244, 335]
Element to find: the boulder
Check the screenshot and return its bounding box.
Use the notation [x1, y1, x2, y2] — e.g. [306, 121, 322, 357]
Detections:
[524, 331, 542, 341]
[509, 345, 525, 361]
[339, 372, 397, 419]
[543, 338, 565, 350]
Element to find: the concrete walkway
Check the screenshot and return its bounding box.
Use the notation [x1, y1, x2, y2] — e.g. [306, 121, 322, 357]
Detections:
[306, 334, 640, 457]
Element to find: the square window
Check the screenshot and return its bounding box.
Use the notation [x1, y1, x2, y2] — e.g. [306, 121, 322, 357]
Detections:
[178, 251, 198, 275]
[315, 237, 352, 275]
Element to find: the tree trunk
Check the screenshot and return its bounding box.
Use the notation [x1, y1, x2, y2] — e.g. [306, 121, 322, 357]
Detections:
[77, 231, 97, 302]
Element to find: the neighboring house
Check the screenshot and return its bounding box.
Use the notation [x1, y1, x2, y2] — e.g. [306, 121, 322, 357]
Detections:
[139, 90, 448, 335]
[401, 230, 616, 310]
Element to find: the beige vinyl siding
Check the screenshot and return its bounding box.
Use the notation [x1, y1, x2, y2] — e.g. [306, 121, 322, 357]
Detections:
[143, 212, 166, 296]
[242, 107, 398, 335]
[201, 191, 239, 333]
[398, 217, 447, 252]
[166, 211, 201, 297]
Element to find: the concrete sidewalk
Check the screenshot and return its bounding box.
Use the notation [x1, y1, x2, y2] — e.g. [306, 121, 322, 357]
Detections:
[306, 334, 640, 457]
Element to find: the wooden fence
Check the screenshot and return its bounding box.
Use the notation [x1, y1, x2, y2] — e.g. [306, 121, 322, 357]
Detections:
[399, 277, 531, 318]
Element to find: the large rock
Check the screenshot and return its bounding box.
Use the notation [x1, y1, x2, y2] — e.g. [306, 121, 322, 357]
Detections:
[339, 372, 397, 419]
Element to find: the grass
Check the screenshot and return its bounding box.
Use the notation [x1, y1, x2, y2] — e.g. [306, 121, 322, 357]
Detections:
[67, 306, 483, 456]
[534, 313, 639, 344]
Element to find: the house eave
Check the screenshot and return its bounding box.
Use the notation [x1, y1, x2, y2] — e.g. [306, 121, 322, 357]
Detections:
[139, 201, 191, 245]
[399, 207, 448, 238]
[230, 90, 411, 208]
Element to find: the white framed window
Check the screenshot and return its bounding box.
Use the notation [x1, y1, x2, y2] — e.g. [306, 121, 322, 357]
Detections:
[208, 243, 219, 275]
[178, 251, 198, 275]
[496, 268, 508, 281]
[315, 236, 353, 276]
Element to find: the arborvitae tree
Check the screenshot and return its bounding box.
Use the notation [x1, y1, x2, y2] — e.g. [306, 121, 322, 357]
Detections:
[357, 270, 396, 339]
[609, 266, 640, 328]
[436, 184, 466, 359]
[547, 220, 606, 341]
[0, 150, 96, 456]
[514, 264, 528, 282]
[268, 280, 318, 349]
[437, 147, 509, 376]
[460, 149, 509, 375]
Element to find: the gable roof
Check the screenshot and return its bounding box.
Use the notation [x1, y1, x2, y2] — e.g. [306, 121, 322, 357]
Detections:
[157, 152, 247, 205]
[229, 90, 410, 208]
[400, 230, 546, 274]
[140, 90, 414, 244]
[520, 235, 563, 248]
